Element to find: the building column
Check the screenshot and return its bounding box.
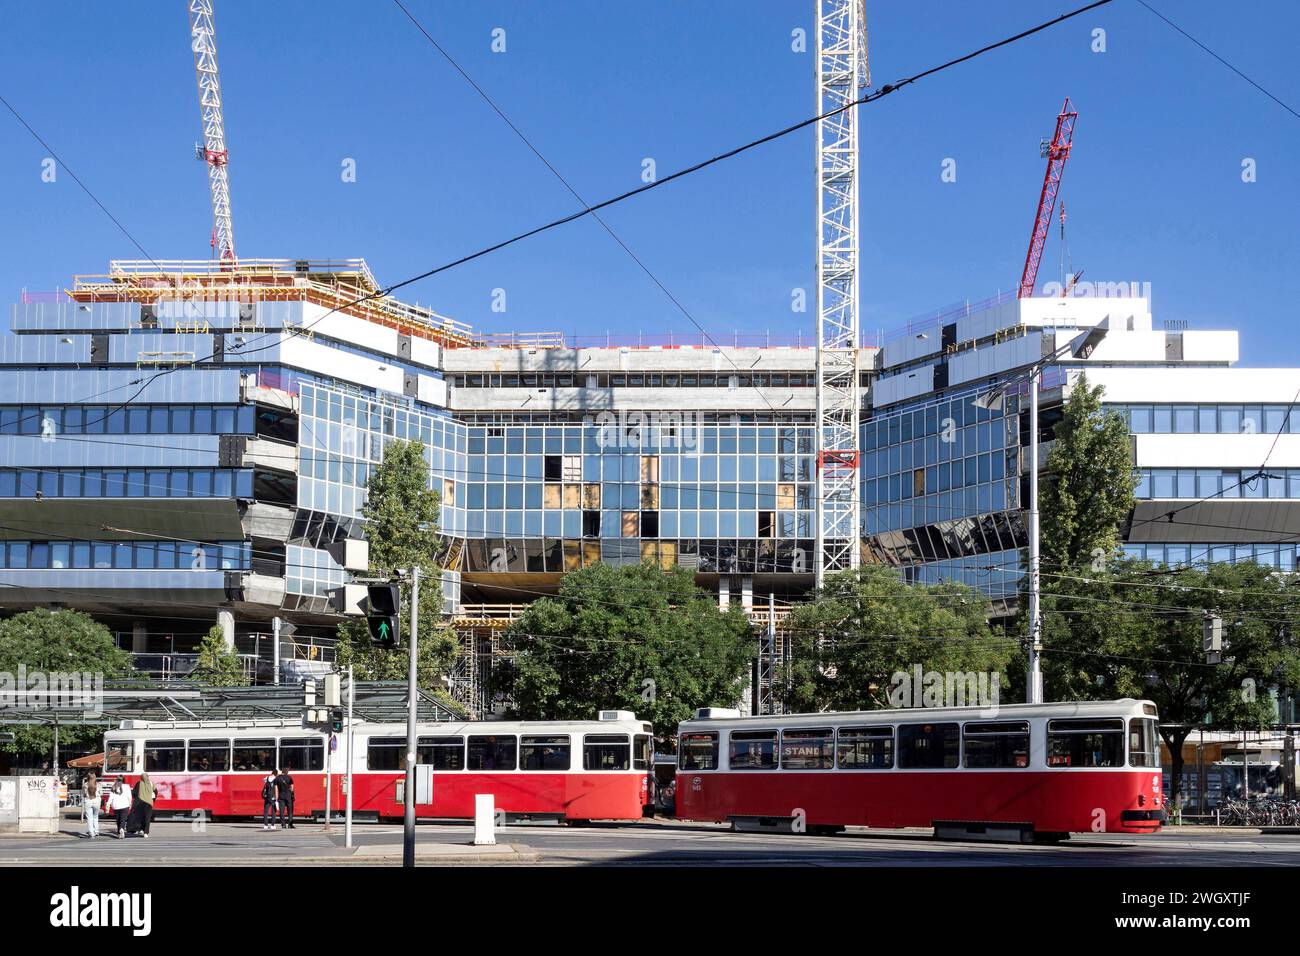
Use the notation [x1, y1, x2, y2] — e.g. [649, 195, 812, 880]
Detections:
[718, 578, 730, 610]
[131, 621, 148, 654]
[217, 609, 235, 651]
[741, 576, 754, 613]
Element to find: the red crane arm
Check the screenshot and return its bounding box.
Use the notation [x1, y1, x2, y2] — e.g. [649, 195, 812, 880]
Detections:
[1017, 98, 1077, 299]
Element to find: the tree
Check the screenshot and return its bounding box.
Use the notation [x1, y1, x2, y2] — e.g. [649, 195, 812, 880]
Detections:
[334, 439, 457, 685]
[190, 625, 248, 687]
[0, 609, 132, 757]
[780, 565, 1009, 712]
[501, 562, 753, 741]
[1039, 373, 1137, 571]
[1040, 558, 1300, 810]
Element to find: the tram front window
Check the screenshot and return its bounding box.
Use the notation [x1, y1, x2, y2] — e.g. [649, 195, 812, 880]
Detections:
[1129, 718, 1160, 768]
[1047, 719, 1124, 767]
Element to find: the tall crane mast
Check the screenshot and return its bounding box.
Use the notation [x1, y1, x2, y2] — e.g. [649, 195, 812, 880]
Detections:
[188, 0, 236, 261]
[1017, 98, 1076, 298]
[814, 0, 868, 588]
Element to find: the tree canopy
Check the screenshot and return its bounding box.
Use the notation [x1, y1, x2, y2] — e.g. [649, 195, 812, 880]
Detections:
[780, 565, 1010, 712]
[501, 562, 753, 739]
[335, 439, 458, 684]
[0, 608, 132, 756]
[190, 625, 249, 687]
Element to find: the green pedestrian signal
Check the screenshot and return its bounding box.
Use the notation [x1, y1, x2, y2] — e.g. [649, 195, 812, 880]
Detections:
[366, 584, 401, 649]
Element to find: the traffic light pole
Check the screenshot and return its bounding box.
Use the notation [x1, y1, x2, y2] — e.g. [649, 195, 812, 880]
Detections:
[345, 663, 354, 848]
[403, 567, 420, 868]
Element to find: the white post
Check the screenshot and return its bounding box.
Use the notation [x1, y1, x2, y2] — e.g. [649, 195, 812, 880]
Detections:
[272, 616, 281, 686]
[1027, 366, 1044, 704]
[345, 664, 354, 848]
[324, 724, 332, 833]
[474, 794, 496, 846]
[403, 568, 420, 868]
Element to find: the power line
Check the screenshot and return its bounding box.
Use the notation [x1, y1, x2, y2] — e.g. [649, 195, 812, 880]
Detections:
[1135, 0, 1300, 122]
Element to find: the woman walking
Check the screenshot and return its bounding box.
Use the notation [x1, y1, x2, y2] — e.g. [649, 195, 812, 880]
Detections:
[81, 774, 100, 839]
[109, 776, 131, 839]
[129, 772, 156, 838]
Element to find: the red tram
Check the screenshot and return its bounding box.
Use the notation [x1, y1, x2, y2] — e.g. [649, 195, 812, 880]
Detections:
[102, 711, 653, 823]
[673, 699, 1165, 839]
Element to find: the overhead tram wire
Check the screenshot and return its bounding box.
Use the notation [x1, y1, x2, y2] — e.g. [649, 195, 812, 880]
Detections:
[7, 0, 1113, 440]
[1135, 0, 1300, 123]
[390, 0, 783, 415]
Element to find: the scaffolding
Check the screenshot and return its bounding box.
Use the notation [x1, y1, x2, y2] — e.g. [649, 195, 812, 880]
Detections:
[69, 258, 475, 349]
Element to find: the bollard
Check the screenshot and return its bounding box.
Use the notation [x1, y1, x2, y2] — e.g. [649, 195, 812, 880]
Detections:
[473, 794, 496, 846]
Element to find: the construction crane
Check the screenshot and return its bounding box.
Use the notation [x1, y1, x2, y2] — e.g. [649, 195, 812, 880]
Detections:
[187, 0, 236, 261]
[813, 0, 868, 589]
[1017, 98, 1076, 299]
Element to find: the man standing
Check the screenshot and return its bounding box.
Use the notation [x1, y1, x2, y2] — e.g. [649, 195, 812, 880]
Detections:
[261, 769, 279, 831]
[276, 767, 295, 829]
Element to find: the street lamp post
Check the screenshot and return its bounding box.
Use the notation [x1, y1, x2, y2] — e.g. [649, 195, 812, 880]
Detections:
[972, 319, 1109, 705]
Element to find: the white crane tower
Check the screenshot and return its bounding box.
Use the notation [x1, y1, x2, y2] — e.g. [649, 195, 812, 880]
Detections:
[188, 0, 236, 261]
[814, 0, 868, 588]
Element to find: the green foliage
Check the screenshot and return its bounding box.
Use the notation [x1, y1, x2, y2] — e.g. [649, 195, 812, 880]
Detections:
[1040, 374, 1137, 571]
[501, 562, 753, 740]
[0, 609, 132, 756]
[334, 439, 457, 684]
[780, 565, 1010, 712]
[190, 625, 248, 687]
[1041, 558, 1300, 807]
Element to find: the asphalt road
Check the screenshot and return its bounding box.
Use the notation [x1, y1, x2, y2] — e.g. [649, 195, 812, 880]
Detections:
[3, 817, 1299, 865]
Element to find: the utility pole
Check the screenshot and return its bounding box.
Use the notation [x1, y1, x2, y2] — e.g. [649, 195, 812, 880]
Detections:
[272, 616, 281, 686]
[403, 567, 420, 868]
[346, 664, 355, 848]
[1026, 366, 1043, 704]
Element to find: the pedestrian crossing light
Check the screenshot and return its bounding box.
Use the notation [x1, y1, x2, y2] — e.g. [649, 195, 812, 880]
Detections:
[366, 583, 401, 649]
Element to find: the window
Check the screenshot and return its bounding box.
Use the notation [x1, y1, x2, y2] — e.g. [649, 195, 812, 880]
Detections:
[104, 741, 134, 774]
[521, 735, 571, 771]
[634, 734, 652, 771]
[1047, 718, 1124, 768]
[962, 721, 1030, 769]
[233, 739, 277, 772]
[366, 736, 405, 771]
[1129, 718, 1160, 768]
[584, 734, 631, 770]
[728, 730, 778, 770]
[144, 739, 185, 773]
[187, 738, 230, 772]
[897, 723, 960, 769]
[417, 736, 464, 770]
[279, 737, 325, 772]
[679, 732, 719, 770]
[468, 735, 517, 771]
[780, 728, 834, 770]
[837, 726, 893, 768]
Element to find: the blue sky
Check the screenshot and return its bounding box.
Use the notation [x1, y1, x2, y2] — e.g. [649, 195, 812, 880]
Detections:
[1, 0, 1297, 366]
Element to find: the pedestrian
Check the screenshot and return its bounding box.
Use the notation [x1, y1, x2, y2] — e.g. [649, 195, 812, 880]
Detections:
[261, 769, 279, 831]
[109, 776, 131, 839]
[129, 772, 156, 838]
[276, 767, 295, 829]
[81, 774, 100, 839]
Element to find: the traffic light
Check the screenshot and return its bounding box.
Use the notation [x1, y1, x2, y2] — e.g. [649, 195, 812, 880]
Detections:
[330, 707, 344, 733]
[366, 583, 401, 648]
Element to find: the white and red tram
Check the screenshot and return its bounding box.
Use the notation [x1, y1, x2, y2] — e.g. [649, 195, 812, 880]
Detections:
[673, 699, 1165, 839]
[102, 711, 653, 823]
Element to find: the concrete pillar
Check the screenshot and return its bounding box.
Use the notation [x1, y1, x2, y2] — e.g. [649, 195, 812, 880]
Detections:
[131, 621, 148, 654]
[217, 609, 235, 651]
[741, 576, 754, 613]
[718, 578, 730, 610]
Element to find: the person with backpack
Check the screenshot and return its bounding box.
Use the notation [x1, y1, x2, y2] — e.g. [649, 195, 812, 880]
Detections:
[276, 768, 296, 829]
[261, 769, 279, 831]
[108, 776, 132, 839]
